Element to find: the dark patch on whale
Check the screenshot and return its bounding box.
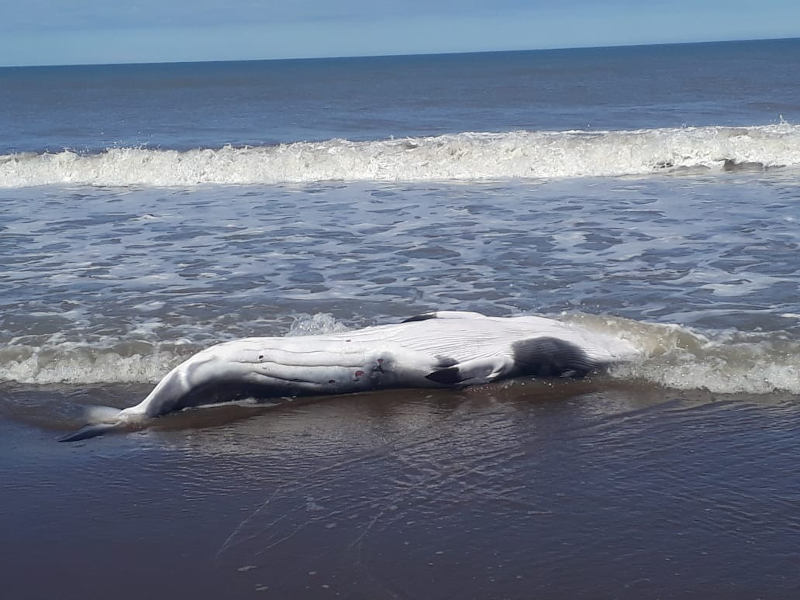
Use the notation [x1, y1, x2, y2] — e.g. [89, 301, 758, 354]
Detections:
[402, 313, 438, 323]
[511, 337, 596, 378]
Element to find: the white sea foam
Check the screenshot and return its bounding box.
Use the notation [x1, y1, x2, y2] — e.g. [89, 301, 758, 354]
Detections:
[0, 343, 191, 385]
[286, 313, 350, 337]
[570, 314, 800, 395]
[2, 315, 799, 395]
[2, 124, 799, 187]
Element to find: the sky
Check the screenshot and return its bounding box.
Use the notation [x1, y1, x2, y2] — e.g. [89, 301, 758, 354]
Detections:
[1, 0, 799, 67]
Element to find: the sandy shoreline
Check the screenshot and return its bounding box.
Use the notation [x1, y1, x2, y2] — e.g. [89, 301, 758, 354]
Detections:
[3, 383, 799, 599]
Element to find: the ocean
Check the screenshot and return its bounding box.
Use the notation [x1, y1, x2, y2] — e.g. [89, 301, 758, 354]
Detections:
[2, 38, 800, 599]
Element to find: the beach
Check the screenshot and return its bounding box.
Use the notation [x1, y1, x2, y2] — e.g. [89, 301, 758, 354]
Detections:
[2, 39, 800, 598]
[4, 383, 800, 599]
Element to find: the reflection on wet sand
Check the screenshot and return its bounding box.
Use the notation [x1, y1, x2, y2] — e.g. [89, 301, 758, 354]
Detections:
[3, 381, 799, 599]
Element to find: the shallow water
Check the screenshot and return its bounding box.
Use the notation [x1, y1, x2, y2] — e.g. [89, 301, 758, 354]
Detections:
[2, 173, 800, 395]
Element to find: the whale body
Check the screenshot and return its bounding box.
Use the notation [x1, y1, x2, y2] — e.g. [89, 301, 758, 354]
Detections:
[61, 311, 640, 441]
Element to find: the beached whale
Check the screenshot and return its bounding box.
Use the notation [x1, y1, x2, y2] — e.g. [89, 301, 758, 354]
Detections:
[60, 311, 640, 441]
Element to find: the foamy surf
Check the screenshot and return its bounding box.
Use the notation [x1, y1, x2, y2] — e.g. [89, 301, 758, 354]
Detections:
[2, 314, 799, 395]
[563, 314, 800, 395]
[0, 343, 191, 385]
[1, 124, 798, 187]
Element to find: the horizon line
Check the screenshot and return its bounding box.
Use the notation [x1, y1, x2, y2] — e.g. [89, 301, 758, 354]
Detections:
[2, 35, 798, 70]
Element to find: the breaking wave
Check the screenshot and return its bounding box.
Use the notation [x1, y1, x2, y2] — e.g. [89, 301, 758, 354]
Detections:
[2, 124, 799, 187]
[564, 314, 800, 395]
[2, 314, 799, 395]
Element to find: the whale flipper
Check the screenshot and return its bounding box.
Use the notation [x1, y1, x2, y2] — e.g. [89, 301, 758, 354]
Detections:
[426, 355, 509, 386]
[425, 366, 462, 385]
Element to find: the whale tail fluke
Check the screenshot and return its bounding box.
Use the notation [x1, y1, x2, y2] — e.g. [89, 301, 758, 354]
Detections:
[59, 422, 124, 442]
[58, 405, 127, 443]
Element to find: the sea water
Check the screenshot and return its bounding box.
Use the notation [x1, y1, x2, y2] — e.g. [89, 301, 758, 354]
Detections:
[2, 39, 800, 599]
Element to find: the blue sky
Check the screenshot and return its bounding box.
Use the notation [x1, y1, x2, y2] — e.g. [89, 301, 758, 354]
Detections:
[2, 0, 799, 66]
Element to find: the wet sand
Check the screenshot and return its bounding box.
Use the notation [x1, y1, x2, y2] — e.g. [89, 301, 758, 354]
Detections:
[3, 381, 799, 599]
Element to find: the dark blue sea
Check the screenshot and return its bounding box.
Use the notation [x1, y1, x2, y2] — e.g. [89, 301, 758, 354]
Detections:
[2, 39, 800, 599]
